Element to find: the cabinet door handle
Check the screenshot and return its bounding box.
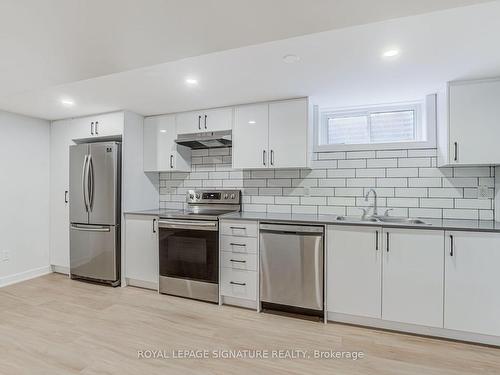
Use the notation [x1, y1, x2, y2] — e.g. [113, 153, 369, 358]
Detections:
[230, 226, 245, 230]
[230, 281, 246, 286]
[198, 115, 201, 130]
[153, 218, 157, 233]
[95, 121, 99, 135]
[263, 150, 266, 166]
[270, 150, 274, 166]
[230, 259, 246, 263]
[170, 154, 174, 169]
[64, 190, 69, 203]
[454, 142, 458, 162]
[375, 230, 379, 251]
[230, 242, 246, 247]
[91, 122, 94, 135]
[386, 232, 390, 252]
[204, 114, 207, 129]
[449, 234, 454, 256]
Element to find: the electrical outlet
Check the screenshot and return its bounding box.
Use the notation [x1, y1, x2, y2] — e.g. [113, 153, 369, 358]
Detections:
[2, 250, 10, 262]
[478, 185, 489, 200]
[303, 186, 311, 197]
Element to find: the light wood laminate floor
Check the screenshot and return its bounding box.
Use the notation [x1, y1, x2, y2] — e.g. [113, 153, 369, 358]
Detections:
[1, 274, 499, 374]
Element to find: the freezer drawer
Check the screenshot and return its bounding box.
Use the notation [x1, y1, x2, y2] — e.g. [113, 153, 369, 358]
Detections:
[70, 224, 119, 284]
[260, 224, 324, 311]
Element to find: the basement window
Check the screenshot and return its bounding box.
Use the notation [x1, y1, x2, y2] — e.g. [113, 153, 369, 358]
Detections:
[315, 98, 436, 151]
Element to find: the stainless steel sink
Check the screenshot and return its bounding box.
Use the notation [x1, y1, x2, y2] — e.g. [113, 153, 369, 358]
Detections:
[336, 216, 379, 222]
[377, 217, 429, 225]
[336, 215, 429, 225]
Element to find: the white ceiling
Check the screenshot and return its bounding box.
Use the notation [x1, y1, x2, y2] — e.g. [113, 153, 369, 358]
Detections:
[0, 0, 498, 120]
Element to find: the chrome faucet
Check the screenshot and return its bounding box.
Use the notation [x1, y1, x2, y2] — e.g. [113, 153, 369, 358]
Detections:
[364, 189, 378, 217]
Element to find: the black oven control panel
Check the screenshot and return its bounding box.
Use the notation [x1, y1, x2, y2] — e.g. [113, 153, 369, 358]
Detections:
[187, 189, 241, 204]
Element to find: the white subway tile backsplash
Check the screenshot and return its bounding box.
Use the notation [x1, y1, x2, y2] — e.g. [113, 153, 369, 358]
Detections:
[443, 209, 479, 220]
[420, 198, 454, 208]
[327, 169, 356, 178]
[376, 178, 407, 188]
[347, 178, 376, 187]
[338, 159, 367, 169]
[386, 168, 418, 177]
[275, 196, 300, 205]
[376, 150, 408, 158]
[347, 150, 376, 159]
[356, 168, 385, 177]
[367, 159, 398, 168]
[408, 178, 442, 187]
[159, 148, 494, 221]
[398, 158, 431, 168]
[318, 179, 346, 187]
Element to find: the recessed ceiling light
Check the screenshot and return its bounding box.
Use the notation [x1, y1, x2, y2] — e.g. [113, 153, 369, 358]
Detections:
[382, 49, 400, 58]
[160, 130, 167, 133]
[185, 78, 198, 85]
[61, 98, 74, 106]
[282, 54, 300, 64]
[248, 120, 256, 124]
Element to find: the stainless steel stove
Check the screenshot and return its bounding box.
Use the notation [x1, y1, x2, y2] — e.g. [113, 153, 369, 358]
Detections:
[158, 190, 241, 303]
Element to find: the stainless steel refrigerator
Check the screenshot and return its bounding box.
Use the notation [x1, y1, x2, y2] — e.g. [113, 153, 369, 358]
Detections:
[69, 142, 121, 286]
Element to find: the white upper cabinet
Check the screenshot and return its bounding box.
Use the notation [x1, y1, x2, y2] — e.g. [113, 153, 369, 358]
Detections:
[176, 107, 232, 134]
[438, 78, 500, 166]
[382, 228, 444, 328]
[232, 98, 309, 169]
[233, 103, 269, 169]
[268, 99, 308, 169]
[444, 231, 500, 336]
[327, 225, 382, 318]
[143, 115, 190, 172]
[72, 112, 124, 140]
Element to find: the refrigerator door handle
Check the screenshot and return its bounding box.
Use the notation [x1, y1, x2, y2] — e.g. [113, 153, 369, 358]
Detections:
[82, 154, 89, 212]
[88, 155, 94, 211]
[70, 224, 111, 232]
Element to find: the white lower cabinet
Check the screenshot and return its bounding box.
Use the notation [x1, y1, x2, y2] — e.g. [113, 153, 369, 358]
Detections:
[382, 228, 444, 327]
[327, 225, 382, 318]
[219, 220, 258, 308]
[125, 215, 159, 288]
[444, 231, 500, 336]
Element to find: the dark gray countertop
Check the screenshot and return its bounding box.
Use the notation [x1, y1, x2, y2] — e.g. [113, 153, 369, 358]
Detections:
[219, 211, 500, 232]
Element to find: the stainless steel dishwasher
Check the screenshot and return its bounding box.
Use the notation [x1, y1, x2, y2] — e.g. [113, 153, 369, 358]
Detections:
[260, 223, 324, 315]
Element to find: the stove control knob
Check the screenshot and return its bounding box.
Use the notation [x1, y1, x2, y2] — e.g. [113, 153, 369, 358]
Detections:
[224, 193, 229, 199]
[230, 193, 235, 199]
[195, 193, 200, 199]
[189, 193, 195, 200]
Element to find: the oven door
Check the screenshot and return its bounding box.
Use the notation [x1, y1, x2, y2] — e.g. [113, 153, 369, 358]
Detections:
[158, 219, 219, 302]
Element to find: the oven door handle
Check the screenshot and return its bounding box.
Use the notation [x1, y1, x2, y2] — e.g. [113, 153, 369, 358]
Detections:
[158, 219, 218, 231]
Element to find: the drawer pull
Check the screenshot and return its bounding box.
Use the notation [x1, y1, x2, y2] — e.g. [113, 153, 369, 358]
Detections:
[230, 226, 246, 230]
[230, 242, 246, 247]
[230, 259, 246, 263]
[230, 281, 246, 286]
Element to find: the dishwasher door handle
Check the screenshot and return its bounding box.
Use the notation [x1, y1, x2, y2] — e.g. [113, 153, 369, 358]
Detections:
[259, 223, 324, 234]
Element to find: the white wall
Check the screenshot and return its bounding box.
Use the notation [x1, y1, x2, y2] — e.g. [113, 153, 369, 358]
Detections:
[0, 110, 51, 286]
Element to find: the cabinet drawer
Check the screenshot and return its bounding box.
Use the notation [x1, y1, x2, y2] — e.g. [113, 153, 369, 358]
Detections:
[220, 236, 257, 254]
[221, 252, 257, 271]
[220, 269, 257, 301]
[220, 220, 257, 237]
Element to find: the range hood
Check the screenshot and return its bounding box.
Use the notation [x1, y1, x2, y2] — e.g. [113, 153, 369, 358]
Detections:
[175, 130, 232, 149]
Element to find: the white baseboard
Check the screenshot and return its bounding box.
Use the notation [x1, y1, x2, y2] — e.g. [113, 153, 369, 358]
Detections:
[125, 278, 158, 291]
[328, 312, 500, 347]
[0, 265, 52, 288]
[51, 265, 70, 275]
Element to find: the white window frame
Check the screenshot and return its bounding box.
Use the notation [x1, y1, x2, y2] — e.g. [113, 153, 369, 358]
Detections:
[313, 95, 437, 152]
